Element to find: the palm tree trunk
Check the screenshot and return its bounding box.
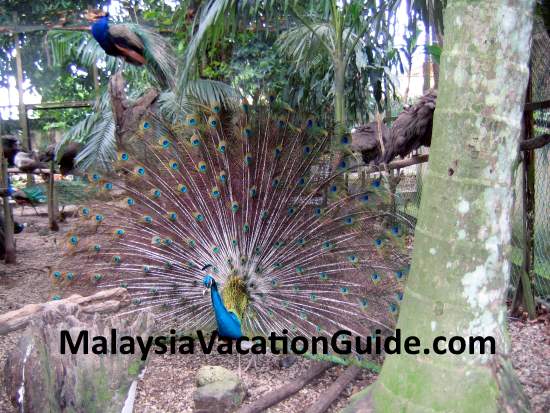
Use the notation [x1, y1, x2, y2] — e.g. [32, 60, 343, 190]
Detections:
[333, 61, 346, 134]
[344, 0, 535, 411]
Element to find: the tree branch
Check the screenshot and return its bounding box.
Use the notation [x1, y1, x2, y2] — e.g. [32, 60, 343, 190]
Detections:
[0, 287, 130, 335]
[305, 365, 361, 413]
[236, 361, 332, 413]
[519, 133, 550, 151]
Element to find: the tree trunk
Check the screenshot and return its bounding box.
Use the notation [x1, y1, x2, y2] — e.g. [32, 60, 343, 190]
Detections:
[333, 61, 346, 134]
[345, 0, 536, 411]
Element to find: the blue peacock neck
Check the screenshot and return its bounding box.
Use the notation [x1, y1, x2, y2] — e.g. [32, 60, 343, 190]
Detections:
[91, 16, 110, 45]
[206, 277, 242, 339]
[208, 278, 225, 315]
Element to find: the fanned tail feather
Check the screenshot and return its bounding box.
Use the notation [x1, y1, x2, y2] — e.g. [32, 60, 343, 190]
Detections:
[56, 98, 410, 362]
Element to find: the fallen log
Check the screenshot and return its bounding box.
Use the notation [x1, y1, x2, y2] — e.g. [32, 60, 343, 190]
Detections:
[305, 365, 362, 413]
[0, 287, 130, 335]
[236, 361, 332, 413]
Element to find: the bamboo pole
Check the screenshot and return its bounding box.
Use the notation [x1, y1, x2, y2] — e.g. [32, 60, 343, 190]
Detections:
[13, 12, 34, 186]
[47, 159, 59, 231]
[0, 142, 16, 264]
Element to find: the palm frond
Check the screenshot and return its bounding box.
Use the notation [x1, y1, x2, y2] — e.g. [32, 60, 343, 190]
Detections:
[277, 23, 335, 66]
[54, 91, 115, 172]
[178, 0, 237, 89]
[48, 30, 120, 72]
[74, 108, 116, 172]
[159, 79, 239, 121]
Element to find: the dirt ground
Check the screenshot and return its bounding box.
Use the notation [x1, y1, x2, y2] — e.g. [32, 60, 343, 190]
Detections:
[0, 214, 549, 413]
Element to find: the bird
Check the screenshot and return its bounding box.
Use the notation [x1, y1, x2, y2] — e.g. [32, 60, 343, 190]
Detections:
[90, 12, 146, 66]
[40, 142, 82, 176]
[1, 136, 21, 167]
[12, 186, 47, 216]
[13, 150, 48, 173]
[55, 98, 410, 368]
[351, 118, 391, 166]
[201, 266, 256, 375]
[352, 90, 437, 166]
[87, 11, 175, 88]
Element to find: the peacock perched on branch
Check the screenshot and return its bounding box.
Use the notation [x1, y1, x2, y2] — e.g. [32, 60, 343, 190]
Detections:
[87, 10, 176, 89]
[55, 97, 410, 365]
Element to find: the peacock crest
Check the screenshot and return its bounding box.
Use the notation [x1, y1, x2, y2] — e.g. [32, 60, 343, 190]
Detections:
[55, 96, 410, 361]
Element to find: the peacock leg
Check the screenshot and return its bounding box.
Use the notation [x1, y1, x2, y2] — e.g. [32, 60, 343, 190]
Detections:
[238, 353, 242, 378]
[244, 354, 258, 372]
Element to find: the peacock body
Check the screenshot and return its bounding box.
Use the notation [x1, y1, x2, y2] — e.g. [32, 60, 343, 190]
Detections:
[57, 99, 410, 362]
[88, 11, 175, 88]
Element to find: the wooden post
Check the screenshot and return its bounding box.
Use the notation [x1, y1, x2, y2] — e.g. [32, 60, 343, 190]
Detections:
[13, 12, 34, 186]
[512, 70, 536, 319]
[47, 159, 59, 231]
[1, 141, 16, 264]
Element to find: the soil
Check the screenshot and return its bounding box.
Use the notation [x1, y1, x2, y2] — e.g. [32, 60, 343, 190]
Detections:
[0, 214, 549, 413]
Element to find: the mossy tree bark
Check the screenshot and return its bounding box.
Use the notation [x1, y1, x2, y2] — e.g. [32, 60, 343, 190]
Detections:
[345, 0, 535, 411]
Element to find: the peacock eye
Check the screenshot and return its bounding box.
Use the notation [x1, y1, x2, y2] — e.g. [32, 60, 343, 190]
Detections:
[208, 116, 218, 128]
[242, 127, 252, 138]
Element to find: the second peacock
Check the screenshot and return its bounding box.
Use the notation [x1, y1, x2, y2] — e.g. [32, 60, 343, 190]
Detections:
[56, 99, 409, 364]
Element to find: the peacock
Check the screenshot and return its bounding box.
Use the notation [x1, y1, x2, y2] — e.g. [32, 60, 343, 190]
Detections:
[55, 98, 410, 368]
[87, 10, 175, 88]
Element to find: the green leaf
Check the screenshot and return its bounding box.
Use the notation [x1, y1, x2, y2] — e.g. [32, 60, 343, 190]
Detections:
[426, 44, 442, 65]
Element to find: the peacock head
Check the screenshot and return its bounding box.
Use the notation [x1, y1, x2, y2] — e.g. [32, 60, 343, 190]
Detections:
[202, 264, 215, 295]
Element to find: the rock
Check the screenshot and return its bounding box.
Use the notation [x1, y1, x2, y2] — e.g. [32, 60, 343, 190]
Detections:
[193, 365, 246, 413]
[3, 302, 154, 413]
[195, 365, 240, 387]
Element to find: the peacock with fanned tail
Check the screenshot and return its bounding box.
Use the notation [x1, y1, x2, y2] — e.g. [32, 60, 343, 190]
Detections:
[55, 98, 410, 365]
